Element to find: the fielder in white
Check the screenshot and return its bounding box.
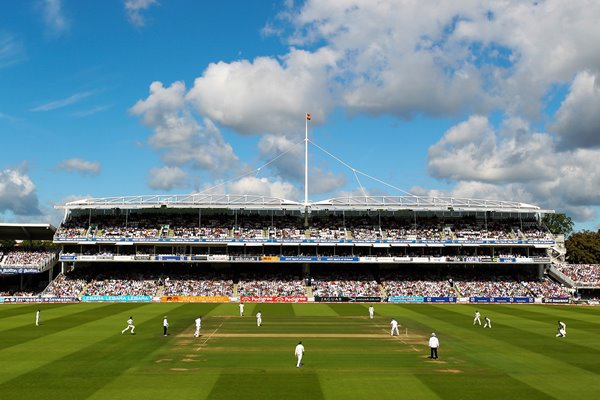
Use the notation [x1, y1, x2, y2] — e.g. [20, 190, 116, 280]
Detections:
[556, 321, 567, 337]
[483, 316, 492, 328]
[473, 310, 481, 325]
[295, 341, 305, 368]
[390, 318, 400, 336]
[121, 316, 135, 335]
[256, 311, 262, 327]
[368, 305, 374, 319]
[194, 316, 202, 337]
[163, 316, 169, 336]
[35, 309, 40, 326]
[239, 303, 244, 317]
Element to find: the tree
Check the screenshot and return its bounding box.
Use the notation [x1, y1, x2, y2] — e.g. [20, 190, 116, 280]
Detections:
[0, 239, 16, 248]
[542, 213, 574, 237]
[565, 230, 600, 264]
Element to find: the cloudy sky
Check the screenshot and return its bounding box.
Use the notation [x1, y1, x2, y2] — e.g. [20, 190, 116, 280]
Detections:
[1, 0, 600, 229]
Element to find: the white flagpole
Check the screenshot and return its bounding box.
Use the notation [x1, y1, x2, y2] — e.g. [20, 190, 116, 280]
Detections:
[304, 113, 309, 206]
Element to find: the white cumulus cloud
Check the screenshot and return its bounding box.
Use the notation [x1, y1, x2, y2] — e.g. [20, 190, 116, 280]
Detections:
[0, 168, 41, 216]
[57, 158, 101, 176]
[148, 166, 187, 191]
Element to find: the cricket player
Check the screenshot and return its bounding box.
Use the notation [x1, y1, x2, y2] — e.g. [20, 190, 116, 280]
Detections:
[295, 341, 305, 368]
[256, 311, 262, 327]
[239, 302, 244, 317]
[368, 305, 374, 319]
[556, 320, 567, 337]
[428, 333, 439, 359]
[121, 316, 135, 335]
[390, 318, 400, 336]
[483, 316, 492, 328]
[473, 310, 481, 325]
[194, 316, 202, 337]
[163, 316, 169, 336]
[35, 309, 40, 326]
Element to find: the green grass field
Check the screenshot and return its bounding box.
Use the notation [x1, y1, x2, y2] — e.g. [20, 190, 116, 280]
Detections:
[0, 303, 598, 399]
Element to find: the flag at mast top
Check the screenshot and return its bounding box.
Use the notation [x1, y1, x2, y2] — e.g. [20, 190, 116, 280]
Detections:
[306, 113, 311, 121]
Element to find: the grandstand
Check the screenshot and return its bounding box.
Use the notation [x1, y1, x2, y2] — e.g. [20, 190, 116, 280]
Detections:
[35, 192, 579, 302]
[0, 223, 59, 297]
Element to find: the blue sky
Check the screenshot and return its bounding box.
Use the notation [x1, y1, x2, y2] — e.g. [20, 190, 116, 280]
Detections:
[1, 0, 600, 231]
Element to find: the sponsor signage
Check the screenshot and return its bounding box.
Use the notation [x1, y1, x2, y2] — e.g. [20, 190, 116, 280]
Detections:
[261, 256, 280, 262]
[231, 256, 261, 262]
[207, 255, 229, 261]
[423, 297, 457, 303]
[60, 255, 77, 261]
[160, 295, 229, 303]
[279, 256, 359, 262]
[135, 254, 151, 260]
[470, 297, 492, 303]
[191, 255, 208, 261]
[156, 255, 182, 261]
[0, 267, 40, 274]
[240, 296, 308, 303]
[388, 295, 424, 303]
[314, 296, 382, 303]
[542, 297, 570, 304]
[81, 295, 151, 302]
[511, 297, 534, 303]
[0, 296, 78, 303]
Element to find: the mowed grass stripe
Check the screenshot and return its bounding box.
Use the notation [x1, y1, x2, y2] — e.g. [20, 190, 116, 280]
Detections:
[0, 304, 71, 321]
[0, 303, 598, 400]
[208, 372, 324, 400]
[427, 305, 600, 371]
[0, 303, 139, 351]
[494, 306, 600, 333]
[401, 305, 599, 398]
[0, 303, 214, 399]
[465, 305, 600, 352]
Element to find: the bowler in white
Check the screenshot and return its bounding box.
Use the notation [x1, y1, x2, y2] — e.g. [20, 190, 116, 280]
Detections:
[194, 317, 202, 337]
[368, 306, 374, 319]
[239, 303, 244, 317]
[256, 311, 262, 327]
[390, 318, 399, 336]
[295, 341, 305, 367]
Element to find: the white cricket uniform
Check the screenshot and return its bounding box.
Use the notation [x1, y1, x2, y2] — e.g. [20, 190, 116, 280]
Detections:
[483, 317, 492, 328]
[36, 311, 40, 326]
[557, 321, 566, 337]
[429, 335, 440, 359]
[122, 318, 135, 334]
[391, 319, 399, 336]
[474, 311, 481, 325]
[369, 306, 374, 319]
[194, 318, 202, 337]
[239, 303, 244, 316]
[256, 312, 262, 326]
[295, 344, 305, 367]
[163, 317, 169, 336]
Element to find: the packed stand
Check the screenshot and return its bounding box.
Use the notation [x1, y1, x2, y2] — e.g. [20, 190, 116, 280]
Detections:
[42, 272, 87, 297]
[237, 272, 305, 296]
[556, 264, 600, 285]
[312, 271, 381, 297]
[1, 249, 56, 268]
[382, 271, 454, 297]
[84, 272, 160, 296]
[162, 273, 233, 296]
